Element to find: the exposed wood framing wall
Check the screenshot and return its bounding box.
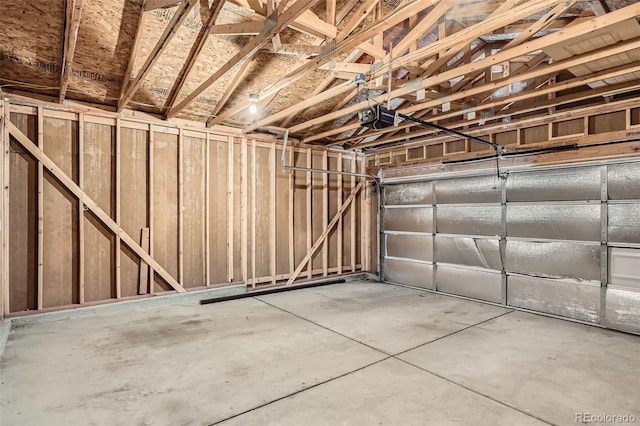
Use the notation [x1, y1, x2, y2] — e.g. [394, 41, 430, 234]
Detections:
[1, 99, 371, 316]
[367, 99, 640, 171]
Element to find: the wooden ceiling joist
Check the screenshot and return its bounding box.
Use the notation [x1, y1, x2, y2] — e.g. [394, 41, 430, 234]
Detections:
[208, 0, 441, 127]
[165, 0, 226, 113]
[167, 0, 321, 119]
[59, 0, 84, 103]
[289, 2, 640, 135]
[354, 81, 640, 149]
[118, 0, 198, 112]
[143, 0, 182, 11]
[206, 56, 256, 124]
[319, 35, 640, 145]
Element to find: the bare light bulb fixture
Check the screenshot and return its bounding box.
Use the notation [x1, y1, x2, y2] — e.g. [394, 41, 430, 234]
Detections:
[249, 93, 259, 114]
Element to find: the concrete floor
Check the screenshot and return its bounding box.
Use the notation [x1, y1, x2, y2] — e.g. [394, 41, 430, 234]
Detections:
[1, 281, 638, 426]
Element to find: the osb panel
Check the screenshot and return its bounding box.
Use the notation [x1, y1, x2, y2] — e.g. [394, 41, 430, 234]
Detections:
[0, 1, 65, 93]
[153, 131, 179, 289]
[275, 149, 290, 275]
[43, 117, 79, 308]
[120, 127, 149, 297]
[8, 113, 37, 312]
[82, 122, 115, 302]
[209, 139, 229, 284]
[67, 0, 140, 105]
[183, 136, 206, 288]
[254, 146, 272, 278]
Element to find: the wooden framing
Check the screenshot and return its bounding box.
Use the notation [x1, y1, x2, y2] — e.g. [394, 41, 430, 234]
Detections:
[287, 179, 364, 285]
[59, 0, 84, 103]
[168, 0, 321, 118]
[78, 113, 85, 303]
[288, 0, 601, 134]
[165, 0, 226, 113]
[2, 102, 9, 315]
[119, 0, 198, 111]
[1, 100, 367, 315]
[7, 120, 187, 294]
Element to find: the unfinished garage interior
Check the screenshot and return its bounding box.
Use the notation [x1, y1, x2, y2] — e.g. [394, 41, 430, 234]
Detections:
[1, 0, 640, 424]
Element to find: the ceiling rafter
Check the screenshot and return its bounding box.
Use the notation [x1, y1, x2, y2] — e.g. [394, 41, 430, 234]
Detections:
[168, 0, 321, 119]
[208, 0, 441, 127]
[323, 35, 640, 145]
[118, 0, 198, 112]
[288, 1, 640, 136]
[209, 56, 257, 118]
[165, 0, 226, 113]
[59, 0, 84, 103]
[353, 79, 640, 149]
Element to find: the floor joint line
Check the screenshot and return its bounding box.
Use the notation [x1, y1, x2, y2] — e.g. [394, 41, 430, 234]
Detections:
[254, 296, 393, 355]
[394, 357, 557, 426]
[393, 309, 515, 357]
[208, 357, 392, 426]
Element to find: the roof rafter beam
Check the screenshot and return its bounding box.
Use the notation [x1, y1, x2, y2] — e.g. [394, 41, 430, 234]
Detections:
[59, 0, 84, 103]
[168, 0, 320, 118]
[289, 0, 640, 134]
[209, 0, 439, 127]
[324, 36, 640, 144]
[353, 79, 640, 149]
[208, 20, 264, 35]
[118, 0, 198, 112]
[206, 56, 256, 124]
[165, 0, 226, 114]
[143, 0, 182, 10]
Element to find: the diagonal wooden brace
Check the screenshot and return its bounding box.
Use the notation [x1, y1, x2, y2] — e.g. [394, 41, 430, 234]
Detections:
[287, 179, 364, 285]
[7, 121, 186, 293]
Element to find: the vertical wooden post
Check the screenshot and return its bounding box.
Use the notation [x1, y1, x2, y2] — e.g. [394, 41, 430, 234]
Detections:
[78, 113, 85, 303]
[227, 136, 234, 283]
[288, 147, 294, 277]
[362, 157, 371, 272]
[148, 124, 154, 293]
[322, 150, 328, 276]
[37, 107, 44, 309]
[241, 138, 248, 284]
[306, 148, 312, 279]
[1, 102, 9, 315]
[115, 118, 121, 298]
[351, 156, 357, 271]
[337, 153, 343, 274]
[251, 140, 256, 287]
[138, 227, 150, 295]
[205, 133, 211, 285]
[270, 145, 276, 284]
[178, 128, 184, 286]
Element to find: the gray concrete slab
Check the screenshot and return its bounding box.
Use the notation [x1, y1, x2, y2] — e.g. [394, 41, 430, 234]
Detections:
[220, 358, 547, 426]
[399, 310, 640, 426]
[0, 298, 384, 426]
[258, 281, 511, 354]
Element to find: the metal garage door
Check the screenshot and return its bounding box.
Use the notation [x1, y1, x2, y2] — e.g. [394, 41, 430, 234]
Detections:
[382, 160, 640, 334]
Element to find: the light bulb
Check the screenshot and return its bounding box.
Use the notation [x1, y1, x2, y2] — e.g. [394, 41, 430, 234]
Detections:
[249, 104, 257, 114]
